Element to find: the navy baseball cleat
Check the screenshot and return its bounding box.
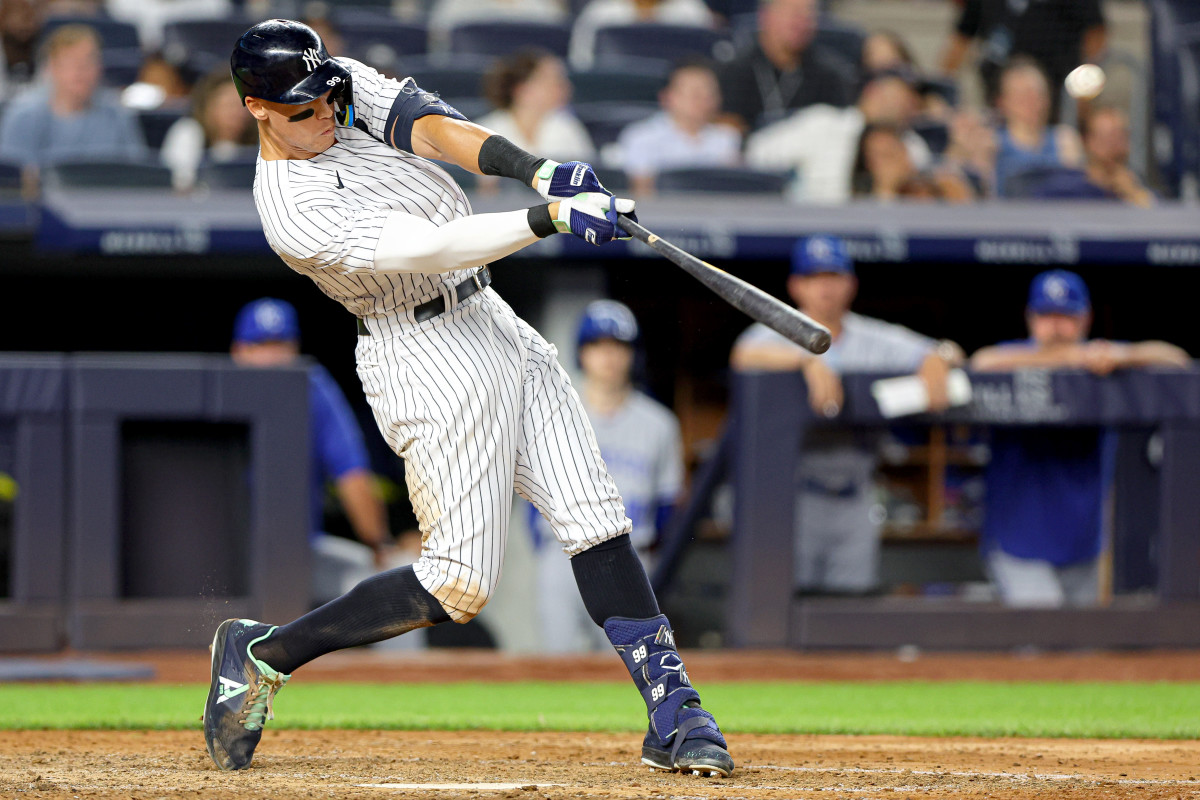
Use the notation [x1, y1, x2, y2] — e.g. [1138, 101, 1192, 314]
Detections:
[202, 618, 290, 771]
[604, 615, 734, 777]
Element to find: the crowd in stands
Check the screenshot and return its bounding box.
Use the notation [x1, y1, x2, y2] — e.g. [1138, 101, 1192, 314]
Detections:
[0, 0, 1159, 205]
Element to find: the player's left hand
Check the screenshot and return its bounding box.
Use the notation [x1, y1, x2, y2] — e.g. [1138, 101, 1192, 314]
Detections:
[535, 160, 612, 201]
[552, 193, 636, 246]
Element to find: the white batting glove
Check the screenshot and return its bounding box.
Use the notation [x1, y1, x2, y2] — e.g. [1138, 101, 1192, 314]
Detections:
[554, 192, 636, 246]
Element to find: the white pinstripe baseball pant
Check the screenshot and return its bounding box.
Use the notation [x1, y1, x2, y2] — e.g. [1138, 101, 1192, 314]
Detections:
[355, 287, 632, 621]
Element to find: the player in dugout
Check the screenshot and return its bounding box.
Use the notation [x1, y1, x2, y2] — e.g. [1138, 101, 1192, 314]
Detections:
[202, 19, 733, 779]
[528, 300, 685, 652]
[970, 269, 1190, 607]
[730, 235, 965, 595]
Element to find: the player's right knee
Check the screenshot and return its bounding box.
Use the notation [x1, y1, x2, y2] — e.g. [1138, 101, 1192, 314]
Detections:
[425, 563, 497, 623]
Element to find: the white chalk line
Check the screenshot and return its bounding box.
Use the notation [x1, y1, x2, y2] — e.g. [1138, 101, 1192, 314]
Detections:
[357, 783, 564, 791]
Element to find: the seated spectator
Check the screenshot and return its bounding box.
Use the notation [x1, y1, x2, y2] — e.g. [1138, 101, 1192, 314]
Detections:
[851, 122, 971, 203]
[105, 0, 232, 51]
[970, 270, 1189, 608]
[0, 0, 42, 97]
[745, 68, 930, 204]
[569, 0, 714, 70]
[160, 67, 258, 190]
[429, 0, 567, 52]
[0, 24, 147, 176]
[992, 57, 1083, 197]
[476, 48, 595, 163]
[1075, 107, 1153, 207]
[616, 58, 740, 195]
[717, 0, 857, 132]
[731, 236, 965, 594]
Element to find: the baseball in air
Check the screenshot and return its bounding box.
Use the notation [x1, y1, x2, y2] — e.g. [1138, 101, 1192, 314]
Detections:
[1064, 64, 1106, 100]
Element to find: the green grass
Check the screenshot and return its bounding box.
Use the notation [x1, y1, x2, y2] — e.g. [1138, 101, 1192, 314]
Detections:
[1, 681, 1197, 739]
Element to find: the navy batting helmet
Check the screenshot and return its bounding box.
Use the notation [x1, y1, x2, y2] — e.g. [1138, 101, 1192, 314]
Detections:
[576, 300, 639, 351]
[230, 19, 355, 127]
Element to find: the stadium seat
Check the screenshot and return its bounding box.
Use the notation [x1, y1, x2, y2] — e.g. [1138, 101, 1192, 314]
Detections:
[449, 21, 571, 60]
[163, 19, 252, 77]
[43, 161, 174, 190]
[813, 18, 866, 70]
[400, 55, 492, 102]
[570, 67, 666, 104]
[1002, 166, 1089, 199]
[572, 101, 658, 149]
[197, 159, 258, 190]
[102, 49, 145, 88]
[592, 25, 734, 71]
[333, 12, 429, 68]
[655, 166, 790, 195]
[137, 108, 188, 150]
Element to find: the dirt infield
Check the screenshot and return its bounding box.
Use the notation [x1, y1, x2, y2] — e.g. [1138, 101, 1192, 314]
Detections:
[2, 729, 1198, 799]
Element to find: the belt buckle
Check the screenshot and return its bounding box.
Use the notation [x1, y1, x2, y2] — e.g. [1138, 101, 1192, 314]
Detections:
[471, 270, 484, 293]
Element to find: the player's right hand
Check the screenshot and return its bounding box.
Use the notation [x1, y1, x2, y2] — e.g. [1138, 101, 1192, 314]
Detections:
[552, 193, 635, 246]
[535, 160, 613, 200]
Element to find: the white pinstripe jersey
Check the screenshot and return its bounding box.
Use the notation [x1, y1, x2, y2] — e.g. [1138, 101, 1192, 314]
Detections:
[252, 57, 477, 318]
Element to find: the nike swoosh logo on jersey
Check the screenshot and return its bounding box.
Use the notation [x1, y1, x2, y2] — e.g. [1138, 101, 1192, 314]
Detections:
[335, 171, 345, 190]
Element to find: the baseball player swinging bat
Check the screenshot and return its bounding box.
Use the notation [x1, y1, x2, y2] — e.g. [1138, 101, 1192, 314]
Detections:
[616, 214, 832, 355]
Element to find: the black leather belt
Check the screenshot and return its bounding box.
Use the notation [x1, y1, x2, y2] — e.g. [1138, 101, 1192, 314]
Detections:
[358, 267, 491, 335]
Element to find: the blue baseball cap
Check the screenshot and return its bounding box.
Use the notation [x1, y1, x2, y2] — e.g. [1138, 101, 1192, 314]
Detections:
[791, 235, 854, 276]
[577, 299, 639, 349]
[1027, 270, 1091, 316]
[233, 298, 300, 343]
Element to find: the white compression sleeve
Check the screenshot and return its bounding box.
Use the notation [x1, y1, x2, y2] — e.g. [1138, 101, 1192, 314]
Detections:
[372, 209, 540, 274]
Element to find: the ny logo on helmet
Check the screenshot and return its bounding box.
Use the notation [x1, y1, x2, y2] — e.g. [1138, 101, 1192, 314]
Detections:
[301, 48, 322, 72]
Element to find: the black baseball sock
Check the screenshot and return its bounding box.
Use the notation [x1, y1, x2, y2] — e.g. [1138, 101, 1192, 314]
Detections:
[570, 534, 660, 625]
[251, 565, 450, 674]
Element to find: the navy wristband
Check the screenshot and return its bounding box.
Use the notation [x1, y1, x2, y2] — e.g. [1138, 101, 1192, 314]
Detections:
[527, 204, 557, 238]
[480, 135, 546, 185]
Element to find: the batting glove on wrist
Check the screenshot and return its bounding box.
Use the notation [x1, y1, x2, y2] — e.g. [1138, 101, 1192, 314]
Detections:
[535, 160, 612, 200]
[554, 193, 636, 246]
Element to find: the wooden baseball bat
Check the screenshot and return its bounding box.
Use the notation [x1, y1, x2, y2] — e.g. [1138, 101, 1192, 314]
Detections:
[617, 214, 832, 355]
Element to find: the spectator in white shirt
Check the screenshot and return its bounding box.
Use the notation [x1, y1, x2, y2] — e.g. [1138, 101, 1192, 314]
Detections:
[616, 58, 740, 195]
[569, 0, 714, 70]
[744, 68, 931, 205]
[476, 48, 595, 163]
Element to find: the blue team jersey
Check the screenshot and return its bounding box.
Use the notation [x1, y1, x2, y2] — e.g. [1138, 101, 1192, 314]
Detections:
[309, 364, 371, 537]
[980, 340, 1110, 566]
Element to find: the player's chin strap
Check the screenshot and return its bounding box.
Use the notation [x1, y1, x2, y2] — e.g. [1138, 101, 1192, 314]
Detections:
[603, 615, 727, 761]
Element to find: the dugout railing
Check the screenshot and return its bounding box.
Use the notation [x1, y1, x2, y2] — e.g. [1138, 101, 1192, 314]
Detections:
[717, 368, 1200, 650]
